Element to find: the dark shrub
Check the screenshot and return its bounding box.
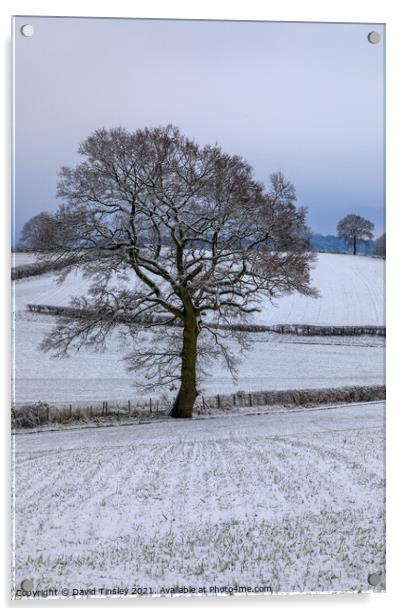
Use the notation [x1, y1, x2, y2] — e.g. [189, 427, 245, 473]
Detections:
[12, 402, 49, 428]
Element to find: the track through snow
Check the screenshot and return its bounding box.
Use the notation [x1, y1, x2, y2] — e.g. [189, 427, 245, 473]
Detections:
[12, 402, 385, 594]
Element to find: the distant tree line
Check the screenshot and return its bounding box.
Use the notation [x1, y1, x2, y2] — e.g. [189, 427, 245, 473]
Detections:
[309, 214, 384, 257]
[17, 210, 385, 259]
[309, 233, 374, 255]
[373, 233, 386, 257]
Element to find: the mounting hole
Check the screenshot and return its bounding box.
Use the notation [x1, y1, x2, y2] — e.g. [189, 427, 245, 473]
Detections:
[20, 24, 34, 37]
[20, 579, 34, 591]
[367, 31, 381, 44]
[368, 573, 383, 586]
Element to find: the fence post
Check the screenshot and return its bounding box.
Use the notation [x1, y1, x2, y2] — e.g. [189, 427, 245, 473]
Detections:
[69, 404, 72, 420]
[128, 400, 131, 416]
[202, 396, 206, 414]
[105, 401, 108, 415]
[150, 398, 152, 413]
[217, 394, 221, 409]
[249, 393, 252, 407]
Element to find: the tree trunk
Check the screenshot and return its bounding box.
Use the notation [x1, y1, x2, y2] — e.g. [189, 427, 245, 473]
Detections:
[170, 312, 199, 418]
[353, 235, 357, 255]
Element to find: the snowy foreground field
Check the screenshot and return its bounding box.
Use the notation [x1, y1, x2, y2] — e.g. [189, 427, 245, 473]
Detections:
[12, 402, 385, 596]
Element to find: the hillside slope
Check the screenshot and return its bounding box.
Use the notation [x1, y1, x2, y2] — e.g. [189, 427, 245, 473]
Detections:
[255, 253, 384, 326]
[14, 253, 385, 326]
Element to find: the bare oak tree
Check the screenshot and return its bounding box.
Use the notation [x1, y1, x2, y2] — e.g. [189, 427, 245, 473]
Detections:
[336, 214, 374, 255]
[41, 125, 316, 418]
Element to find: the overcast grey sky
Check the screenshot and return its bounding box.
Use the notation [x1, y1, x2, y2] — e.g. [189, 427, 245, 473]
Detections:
[13, 16, 385, 242]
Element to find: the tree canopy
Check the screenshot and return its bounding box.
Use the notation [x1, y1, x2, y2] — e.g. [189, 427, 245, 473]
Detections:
[336, 214, 374, 255]
[17, 211, 60, 252]
[41, 125, 317, 418]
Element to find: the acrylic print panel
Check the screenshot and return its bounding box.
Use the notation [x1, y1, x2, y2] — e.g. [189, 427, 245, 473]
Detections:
[11, 16, 385, 598]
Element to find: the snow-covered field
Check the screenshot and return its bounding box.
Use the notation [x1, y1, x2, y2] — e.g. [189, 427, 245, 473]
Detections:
[12, 252, 40, 267]
[11, 252, 385, 404]
[11, 252, 385, 596]
[13, 313, 384, 404]
[13, 253, 385, 326]
[12, 402, 385, 595]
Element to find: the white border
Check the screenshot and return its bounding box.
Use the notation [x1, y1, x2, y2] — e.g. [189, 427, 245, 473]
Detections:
[2, 1, 401, 614]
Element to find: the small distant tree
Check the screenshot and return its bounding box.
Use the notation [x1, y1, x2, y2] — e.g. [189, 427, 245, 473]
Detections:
[17, 211, 60, 252]
[40, 125, 317, 418]
[373, 233, 386, 257]
[336, 214, 374, 255]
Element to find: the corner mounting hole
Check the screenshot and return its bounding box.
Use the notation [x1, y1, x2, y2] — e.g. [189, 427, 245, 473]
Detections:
[20, 579, 34, 591]
[367, 31, 380, 44]
[20, 24, 34, 37]
[368, 573, 383, 586]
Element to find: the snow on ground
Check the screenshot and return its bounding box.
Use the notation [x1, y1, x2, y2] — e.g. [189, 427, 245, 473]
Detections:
[12, 313, 385, 404]
[12, 252, 40, 267]
[11, 252, 385, 404]
[13, 253, 385, 326]
[12, 402, 385, 595]
[255, 253, 385, 327]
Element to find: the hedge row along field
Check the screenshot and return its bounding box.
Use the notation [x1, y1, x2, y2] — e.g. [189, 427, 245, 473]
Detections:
[26, 304, 386, 337]
[11, 384, 386, 429]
